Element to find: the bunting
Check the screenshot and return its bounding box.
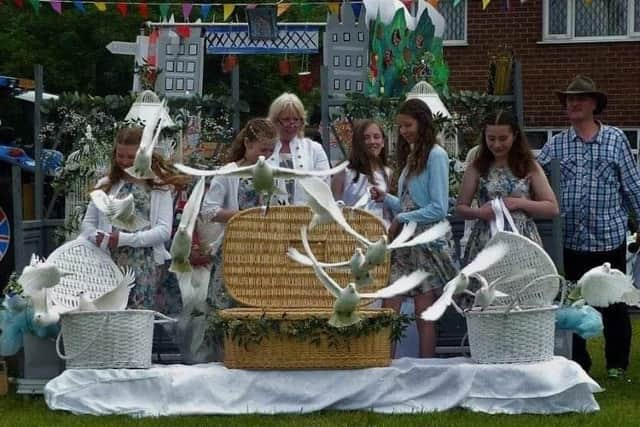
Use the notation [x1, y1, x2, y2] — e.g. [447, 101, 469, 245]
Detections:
[223, 4, 234, 21]
[13, 0, 23, 8]
[482, 0, 491, 10]
[50, 0, 61, 14]
[116, 1, 126, 16]
[350, 2, 362, 18]
[27, 0, 39, 14]
[94, 2, 107, 12]
[181, 3, 192, 20]
[327, 2, 339, 16]
[138, 2, 148, 18]
[158, 3, 169, 19]
[200, 3, 211, 20]
[276, 3, 290, 16]
[73, 0, 85, 13]
[453, 0, 461, 7]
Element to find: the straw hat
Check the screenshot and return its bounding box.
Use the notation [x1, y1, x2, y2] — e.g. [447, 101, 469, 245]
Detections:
[555, 75, 607, 114]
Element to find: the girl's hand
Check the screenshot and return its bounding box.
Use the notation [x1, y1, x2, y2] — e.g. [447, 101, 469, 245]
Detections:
[503, 196, 525, 212]
[477, 202, 495, 222]
[370, 186, 386, 202]
[108, 230, 119, 250]
[189, 247, 212, 267]
[387, 219, 402, 241]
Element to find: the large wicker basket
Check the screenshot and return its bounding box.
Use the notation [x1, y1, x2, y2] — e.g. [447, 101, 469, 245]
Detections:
[466, 305, 557, 364]
[56, 310, 174, 369]
[219, 206, 393, 370]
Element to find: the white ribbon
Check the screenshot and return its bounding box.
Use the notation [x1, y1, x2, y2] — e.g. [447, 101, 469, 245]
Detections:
[489, 198, 519, 236]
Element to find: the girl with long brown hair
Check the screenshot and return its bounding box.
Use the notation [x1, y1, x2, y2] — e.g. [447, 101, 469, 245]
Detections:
[371, 99, 458, 358]
[456, 110, 558, 264]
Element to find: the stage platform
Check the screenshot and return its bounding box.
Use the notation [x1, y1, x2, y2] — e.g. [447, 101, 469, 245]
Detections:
[44, 356, 601, 417]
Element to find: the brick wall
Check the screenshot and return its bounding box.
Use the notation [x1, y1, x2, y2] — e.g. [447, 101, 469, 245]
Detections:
[443, 0, 640, 128]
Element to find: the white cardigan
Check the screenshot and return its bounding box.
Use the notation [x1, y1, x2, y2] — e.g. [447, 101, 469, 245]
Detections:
[80, 177, 173, 265]
[268, 136, 330, 205]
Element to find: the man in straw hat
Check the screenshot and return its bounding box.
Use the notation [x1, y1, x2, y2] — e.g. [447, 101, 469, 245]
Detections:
[538, 75, 640, 379]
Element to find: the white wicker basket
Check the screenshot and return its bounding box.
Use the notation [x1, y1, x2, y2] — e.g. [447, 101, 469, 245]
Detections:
[56, 310, 174, 369]
[480, 231, 560, 307]
[466, 305, 557, 364]
[45, 238, 126, 314]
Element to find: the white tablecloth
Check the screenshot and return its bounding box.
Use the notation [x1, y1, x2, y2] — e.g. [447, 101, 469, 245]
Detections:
[44, 357, 601, 417]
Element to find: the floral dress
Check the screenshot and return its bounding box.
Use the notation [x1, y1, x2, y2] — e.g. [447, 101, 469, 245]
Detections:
[110, 182, 160, 310]
[390, 182, 459, 296]
[463, 165, 543, 265]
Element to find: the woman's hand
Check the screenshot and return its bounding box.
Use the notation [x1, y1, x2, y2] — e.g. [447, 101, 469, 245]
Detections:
[503, 196, 525, 212]
[370, 186, 386, 202]
[477, 201, 495, 222]
[107, 230, 119, 250]
[189, 246, 212, 267]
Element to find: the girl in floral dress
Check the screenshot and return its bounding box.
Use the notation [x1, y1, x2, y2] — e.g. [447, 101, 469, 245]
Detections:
[81, 127, 189, 311]
[371, 99, 458, 358]
[456, 110, 559, 264]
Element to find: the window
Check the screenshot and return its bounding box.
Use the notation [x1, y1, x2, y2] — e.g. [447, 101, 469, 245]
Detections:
[544, 0, 640, 41]
[438, 0, 467, 44]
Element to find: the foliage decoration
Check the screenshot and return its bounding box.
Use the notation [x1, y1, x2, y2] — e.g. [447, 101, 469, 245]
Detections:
[207, 310, 413, 351]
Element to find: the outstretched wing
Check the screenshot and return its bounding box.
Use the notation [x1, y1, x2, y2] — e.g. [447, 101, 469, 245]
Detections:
[389, 221, 450, 249]
[174, 162, 252, 178]
[300, 226, 342, 298]
[271, 161, 349, 178]
[420, 281, 456, 321]
[181, 177, 207, 235]
[462, 242, 508, 276]
[360, 270, 429, 299]
[300, 178, 372, 246]
[89, 190, 112, 214]
[287, 247, 350, 269]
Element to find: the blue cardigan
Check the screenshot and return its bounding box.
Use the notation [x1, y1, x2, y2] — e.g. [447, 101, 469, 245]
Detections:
[384, 144, 449, 224]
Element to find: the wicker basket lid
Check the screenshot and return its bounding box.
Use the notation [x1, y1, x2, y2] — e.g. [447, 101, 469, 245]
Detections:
[222, 206, 390, 308]
[45, 238, 126, 314]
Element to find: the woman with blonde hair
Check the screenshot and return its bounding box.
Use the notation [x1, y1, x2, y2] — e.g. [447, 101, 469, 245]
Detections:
[267, 92, 330, 205]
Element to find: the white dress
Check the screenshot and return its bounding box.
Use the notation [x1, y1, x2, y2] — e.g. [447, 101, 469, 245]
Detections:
[341, 167, 391, 227]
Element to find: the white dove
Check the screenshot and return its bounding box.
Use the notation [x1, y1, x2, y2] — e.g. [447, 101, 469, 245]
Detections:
[287, 246, 372, 288]
[30, 287, 60, 326]
[575, 262, 640, 307]
[175, 157, 349, 215]
[299, 177, 451, 269]
[18, 253, 72, 297]
[124, 101, 166, 179]
[77, 267, 136, 311]
[421, 242, 509, 321]
[300, 226, 429, 328]
[89, 190, 150, 232]
[468, 273, 510, 310]
[170, 176, 207, 273]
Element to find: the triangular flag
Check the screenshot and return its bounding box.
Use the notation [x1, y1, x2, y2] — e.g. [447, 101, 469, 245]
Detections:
[200, 4, 211, 20]
[453, 0, 462, 7]
[73, 0, 86, 13]
[403, 0, 414, 9]
[245, 3, 257, 10]
[159, 3, 169, 19]
[277, 3, 290, 16]
[427, 0, 439, 7]
[351, 2, 362, 18]
[583, 0, 593, 5]
[13, 0, 23, 8]
[182, 3, 192, 21]
[176, 25, 191, 39]
[482, 0, 491, 10]
[27, 0, 39, 14]
[138, 2, 148, 18]
[94, 2, 107, 12]
[50, 0, 62, 14]
[223, 4, 234, 21]
[116, 2, 127, 16]
[328, 2, 340, 16]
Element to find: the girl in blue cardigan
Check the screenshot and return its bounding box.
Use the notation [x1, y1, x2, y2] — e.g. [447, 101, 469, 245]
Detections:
[371, 99, 458, 358]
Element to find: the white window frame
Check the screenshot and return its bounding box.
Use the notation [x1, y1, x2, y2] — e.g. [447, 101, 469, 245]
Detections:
[439, 0, 468, 46]
[527, 127, 640, 163]
[542, 0, 640, 43]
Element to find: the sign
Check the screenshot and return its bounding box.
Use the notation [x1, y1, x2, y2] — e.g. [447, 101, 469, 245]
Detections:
[106, 41, 137, 56]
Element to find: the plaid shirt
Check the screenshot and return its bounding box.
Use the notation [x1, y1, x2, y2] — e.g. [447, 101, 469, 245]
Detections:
[538, 124, 640, 252]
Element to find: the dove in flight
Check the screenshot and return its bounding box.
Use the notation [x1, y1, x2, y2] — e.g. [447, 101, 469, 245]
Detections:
[300, 226, 429, 328]
[77, 267, 136, 311]
[287, 246, 373, 289]
[421, 242, 509, 321]
[18, 253, 72, 297]
[170, 177, 206, 273]
[175, 157, 349, 215]
[125, 101, 166, 180]
[574, 262, 640, 308]
[89, 190, 150, 232]
[299, 177, 451, 270]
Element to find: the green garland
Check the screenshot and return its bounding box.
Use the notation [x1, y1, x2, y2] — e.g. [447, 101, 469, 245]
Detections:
[208, 311, 414, 351]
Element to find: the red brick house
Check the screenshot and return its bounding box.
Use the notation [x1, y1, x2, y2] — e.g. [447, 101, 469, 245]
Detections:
[437, 0, 640, 152]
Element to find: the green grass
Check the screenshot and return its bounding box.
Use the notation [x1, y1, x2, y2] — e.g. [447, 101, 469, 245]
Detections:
[1, 318, 638, 427]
